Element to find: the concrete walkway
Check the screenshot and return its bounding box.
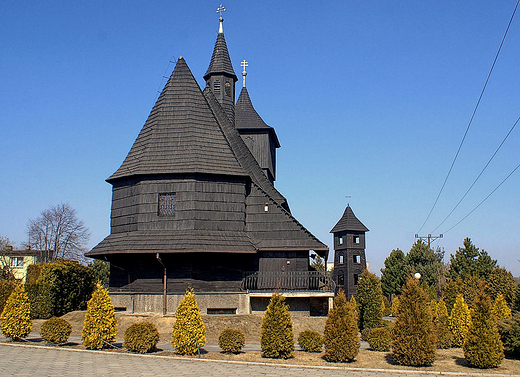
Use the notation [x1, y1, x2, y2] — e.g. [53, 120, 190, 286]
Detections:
[0, 341, 482, 377]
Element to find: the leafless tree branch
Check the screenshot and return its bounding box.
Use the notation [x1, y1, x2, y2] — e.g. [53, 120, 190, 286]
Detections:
[27, 203, 90, 263]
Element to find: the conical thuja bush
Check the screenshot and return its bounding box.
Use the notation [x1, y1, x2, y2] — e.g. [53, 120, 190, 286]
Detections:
[463, 291, 504, 368]
[491, 293, 512, 320]
[435, 299, 453, 349]
[391, 277, 436, 366]
[260, 292, 294, 359]
[82, 283, 118, 350]
[0, 284, 32, 340]
[171, 287, 206, 355]
[449, 294, 471, 347]
[324, 290, 359, 362]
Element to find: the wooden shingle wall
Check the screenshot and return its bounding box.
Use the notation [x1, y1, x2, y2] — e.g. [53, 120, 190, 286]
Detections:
[111, 175, 247, 234]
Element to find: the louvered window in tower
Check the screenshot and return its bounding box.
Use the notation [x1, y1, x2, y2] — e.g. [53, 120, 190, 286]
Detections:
[213, 81, 220, 94]
[225, 81, 231, 97]
[158, 193, 176, 216]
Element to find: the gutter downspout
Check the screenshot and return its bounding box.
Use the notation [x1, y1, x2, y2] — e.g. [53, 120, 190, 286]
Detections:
[156, 253, 167, 315]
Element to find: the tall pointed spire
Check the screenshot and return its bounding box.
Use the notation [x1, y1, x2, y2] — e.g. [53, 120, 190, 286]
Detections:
[204, 4, 238, 123]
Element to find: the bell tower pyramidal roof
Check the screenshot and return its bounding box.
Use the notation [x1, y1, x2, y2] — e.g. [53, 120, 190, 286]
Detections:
[204, 8, 238, 123]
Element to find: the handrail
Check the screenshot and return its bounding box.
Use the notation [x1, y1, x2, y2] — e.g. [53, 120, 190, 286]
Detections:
[241, 271, 335, 292]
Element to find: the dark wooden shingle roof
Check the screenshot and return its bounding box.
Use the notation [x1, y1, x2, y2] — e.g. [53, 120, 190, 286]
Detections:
[235, 87, 280, 147]
[88, 230, 256, 255]
[90, 56, 328, 256]
[330, 205, 369, 233]
[108, 58, 245, 182]
[203, 32, 237, 82]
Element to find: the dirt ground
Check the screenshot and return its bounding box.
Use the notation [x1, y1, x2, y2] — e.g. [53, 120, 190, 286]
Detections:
[29, 312, 520, 375]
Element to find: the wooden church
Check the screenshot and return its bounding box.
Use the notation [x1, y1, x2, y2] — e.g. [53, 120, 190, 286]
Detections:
[87, 10, 335, 315]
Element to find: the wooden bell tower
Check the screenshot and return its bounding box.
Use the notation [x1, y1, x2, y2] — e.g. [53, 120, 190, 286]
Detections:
[330, 205, 369, 298]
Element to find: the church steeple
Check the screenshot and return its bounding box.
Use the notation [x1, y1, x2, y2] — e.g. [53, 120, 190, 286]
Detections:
[204, 5, 238, 123]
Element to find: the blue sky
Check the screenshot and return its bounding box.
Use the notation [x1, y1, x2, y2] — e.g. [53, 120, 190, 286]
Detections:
[1, 1, 519, 276]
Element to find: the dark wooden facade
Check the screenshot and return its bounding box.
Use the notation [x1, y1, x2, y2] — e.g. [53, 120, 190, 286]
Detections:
[87, 17, 329, 304]
[330, 205, 368, 299]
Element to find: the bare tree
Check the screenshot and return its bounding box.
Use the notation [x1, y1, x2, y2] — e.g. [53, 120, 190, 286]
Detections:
[27, 203, 90, 262]
[0, 235, 15, 280]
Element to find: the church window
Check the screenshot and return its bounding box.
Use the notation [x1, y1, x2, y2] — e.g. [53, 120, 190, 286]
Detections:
[353, 274, 359, 285]
[339, 254, 344, 264]
[353, 255, 361, 264]
[213, 80, 220, 94]
[158, 193, 176, 216]
[225, 81, 231, 97]
[337, 273, 344, 286]
[338, 236, 343, 245]
[354, 235, 360, 244]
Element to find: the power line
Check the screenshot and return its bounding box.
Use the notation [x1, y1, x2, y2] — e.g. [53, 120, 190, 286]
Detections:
[430, 115, 520, 233]
[442, 162, 520, 234]
[417, 0, 520, 234]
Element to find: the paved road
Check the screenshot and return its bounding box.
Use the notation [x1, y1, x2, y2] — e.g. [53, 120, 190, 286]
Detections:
[0, 342, 499, 377]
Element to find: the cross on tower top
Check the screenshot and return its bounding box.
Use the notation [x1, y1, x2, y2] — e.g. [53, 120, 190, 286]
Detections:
[217, 4, 226, 33]
[217, 4, 226, 19]
[241, 60, 248, 87]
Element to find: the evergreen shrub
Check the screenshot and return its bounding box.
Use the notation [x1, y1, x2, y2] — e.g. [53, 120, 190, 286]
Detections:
[357, 270, 383, 331]
[260, 292, 294, 359]
[382, 296, 391, 316]
[0, 284, 32, 340]
[463, 291, 504, 368]
[324, 291, 359, 362]
[391, 277, 436, 366]
[297, 330, 322, 352]
[449, 294, 471, 347]
[171, 288, 206, 355]
[0, 280, 17, 314]
[367, 327, 391, 351]
[391, 296, 400, 317]
[498, 312, 520, 356]
[435, 299, 453, 349]
[514, 283, 520, 312]
[360, 327, 371, 341]
[25, 281, 53, 319]
[40, 317, 72, 344]
[218, 328, 245, 353]
[25, 261, 95, 319]
[82, 283, 118, 350]
[124, 321, 159, 353]
[492, 293, 512, 320]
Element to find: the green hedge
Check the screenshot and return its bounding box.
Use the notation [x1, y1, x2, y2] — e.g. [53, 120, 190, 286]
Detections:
[24, 261, 95, 318]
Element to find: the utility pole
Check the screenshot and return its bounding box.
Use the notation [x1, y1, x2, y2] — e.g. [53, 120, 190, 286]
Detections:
[414, 233, 443, 248]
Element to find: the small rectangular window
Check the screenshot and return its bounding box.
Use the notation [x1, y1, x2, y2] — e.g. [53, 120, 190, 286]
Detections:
[339, 237, 343, 245]
[207, 308, 236, 315]
[158, 193, 176, 216]
[10, 257, 23, 268]
[354, 236, 360, 244]
[337, 273, 344, 286]
[354, 274, 359, 285]
[353, 255, 361, 264]
[339, 254, 344, 264]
